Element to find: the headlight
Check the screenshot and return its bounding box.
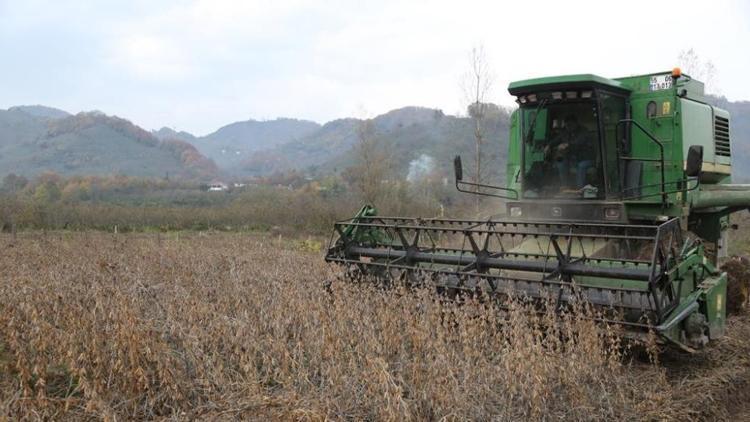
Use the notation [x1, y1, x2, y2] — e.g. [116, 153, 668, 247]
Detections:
[510, 206, 523, 218]
[604, 207, 621, 220]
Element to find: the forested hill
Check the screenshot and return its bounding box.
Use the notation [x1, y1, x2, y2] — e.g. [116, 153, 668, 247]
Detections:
[232, 105, 511, 182]
[179, 118, 322, 172]
[0, 108, 217, 179]
[1, 97, 748, 182]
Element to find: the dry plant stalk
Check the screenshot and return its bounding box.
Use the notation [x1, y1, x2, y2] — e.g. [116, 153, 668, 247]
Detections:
[0, 232, 747, 420]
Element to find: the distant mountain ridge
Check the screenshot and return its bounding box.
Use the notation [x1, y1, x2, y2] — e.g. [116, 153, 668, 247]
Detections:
[197, 118, 321, 172]
[237, 105, 511, 181]
[151, 105, 510, 180]
[8, 105, 71, 120]
[152, 127, 197, 143]
[1, 97, 749, 182]
[0, 108, 217, 179]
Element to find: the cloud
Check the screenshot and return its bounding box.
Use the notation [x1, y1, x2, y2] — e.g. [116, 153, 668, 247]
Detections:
[112, 35, 194, 80]
[105, 0, 317, 82]
[0, 0, 748, 135]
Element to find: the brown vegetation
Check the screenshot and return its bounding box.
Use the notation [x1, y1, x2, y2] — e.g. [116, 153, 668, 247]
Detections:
[1, 232, 749, 420]
[721, 256, 750, 314]
[0, 171, 463, 234]
[159, 139, 219, 178]
[46, 112, 159, 147]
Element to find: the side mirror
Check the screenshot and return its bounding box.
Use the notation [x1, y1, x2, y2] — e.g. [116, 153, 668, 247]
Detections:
[686, 145, 703, 177]
[453, 156, 463, 181]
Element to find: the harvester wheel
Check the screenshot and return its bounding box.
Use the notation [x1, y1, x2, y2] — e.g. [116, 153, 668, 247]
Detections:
[720, 256, 750, 315]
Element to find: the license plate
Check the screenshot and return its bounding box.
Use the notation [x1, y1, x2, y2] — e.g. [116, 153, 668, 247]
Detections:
[649, 74, 673, 91]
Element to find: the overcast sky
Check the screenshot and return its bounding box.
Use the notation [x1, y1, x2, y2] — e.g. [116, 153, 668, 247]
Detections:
[1, 0, 748, 135]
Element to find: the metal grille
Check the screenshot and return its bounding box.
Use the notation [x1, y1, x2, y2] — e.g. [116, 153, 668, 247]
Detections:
[715, 116, 731, 157]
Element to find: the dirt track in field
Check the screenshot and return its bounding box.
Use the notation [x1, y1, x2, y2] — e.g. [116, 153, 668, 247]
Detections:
[656, 313, 750, 420]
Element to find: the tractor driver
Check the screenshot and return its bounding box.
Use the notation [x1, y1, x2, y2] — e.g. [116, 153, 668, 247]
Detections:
[545, 114, 596, 189]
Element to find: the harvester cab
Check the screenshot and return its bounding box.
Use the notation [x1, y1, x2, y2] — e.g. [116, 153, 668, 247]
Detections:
[326, 69, 749, 351]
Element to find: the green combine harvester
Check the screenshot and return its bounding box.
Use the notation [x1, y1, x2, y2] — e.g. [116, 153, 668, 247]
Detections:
[325, 68, 749, 351]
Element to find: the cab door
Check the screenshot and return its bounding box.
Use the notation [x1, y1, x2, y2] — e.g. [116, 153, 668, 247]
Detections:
[597, 91, 627, 197]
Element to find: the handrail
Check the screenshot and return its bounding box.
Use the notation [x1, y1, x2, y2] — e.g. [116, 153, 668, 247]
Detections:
[455, 179, 519, 200]
[616, 119, 667, 208]
[621, 176, 700, 201]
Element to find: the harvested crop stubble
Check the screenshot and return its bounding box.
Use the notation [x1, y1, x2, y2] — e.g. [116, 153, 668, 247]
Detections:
[0, 232, 747, 420]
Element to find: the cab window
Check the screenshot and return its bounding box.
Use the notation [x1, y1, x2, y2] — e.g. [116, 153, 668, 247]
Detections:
[521, 96, 603, 199]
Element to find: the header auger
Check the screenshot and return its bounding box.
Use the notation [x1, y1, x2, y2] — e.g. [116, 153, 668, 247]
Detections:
[326, 69, 750, 350]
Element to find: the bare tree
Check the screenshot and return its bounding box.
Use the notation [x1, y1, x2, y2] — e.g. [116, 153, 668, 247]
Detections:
[461, 44, 494, 213]
[349, 118, 391, 205]
[677, 48, 720, 95]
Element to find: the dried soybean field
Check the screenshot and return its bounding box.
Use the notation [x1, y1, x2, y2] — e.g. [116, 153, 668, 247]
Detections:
[1, 232, 749, 420]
